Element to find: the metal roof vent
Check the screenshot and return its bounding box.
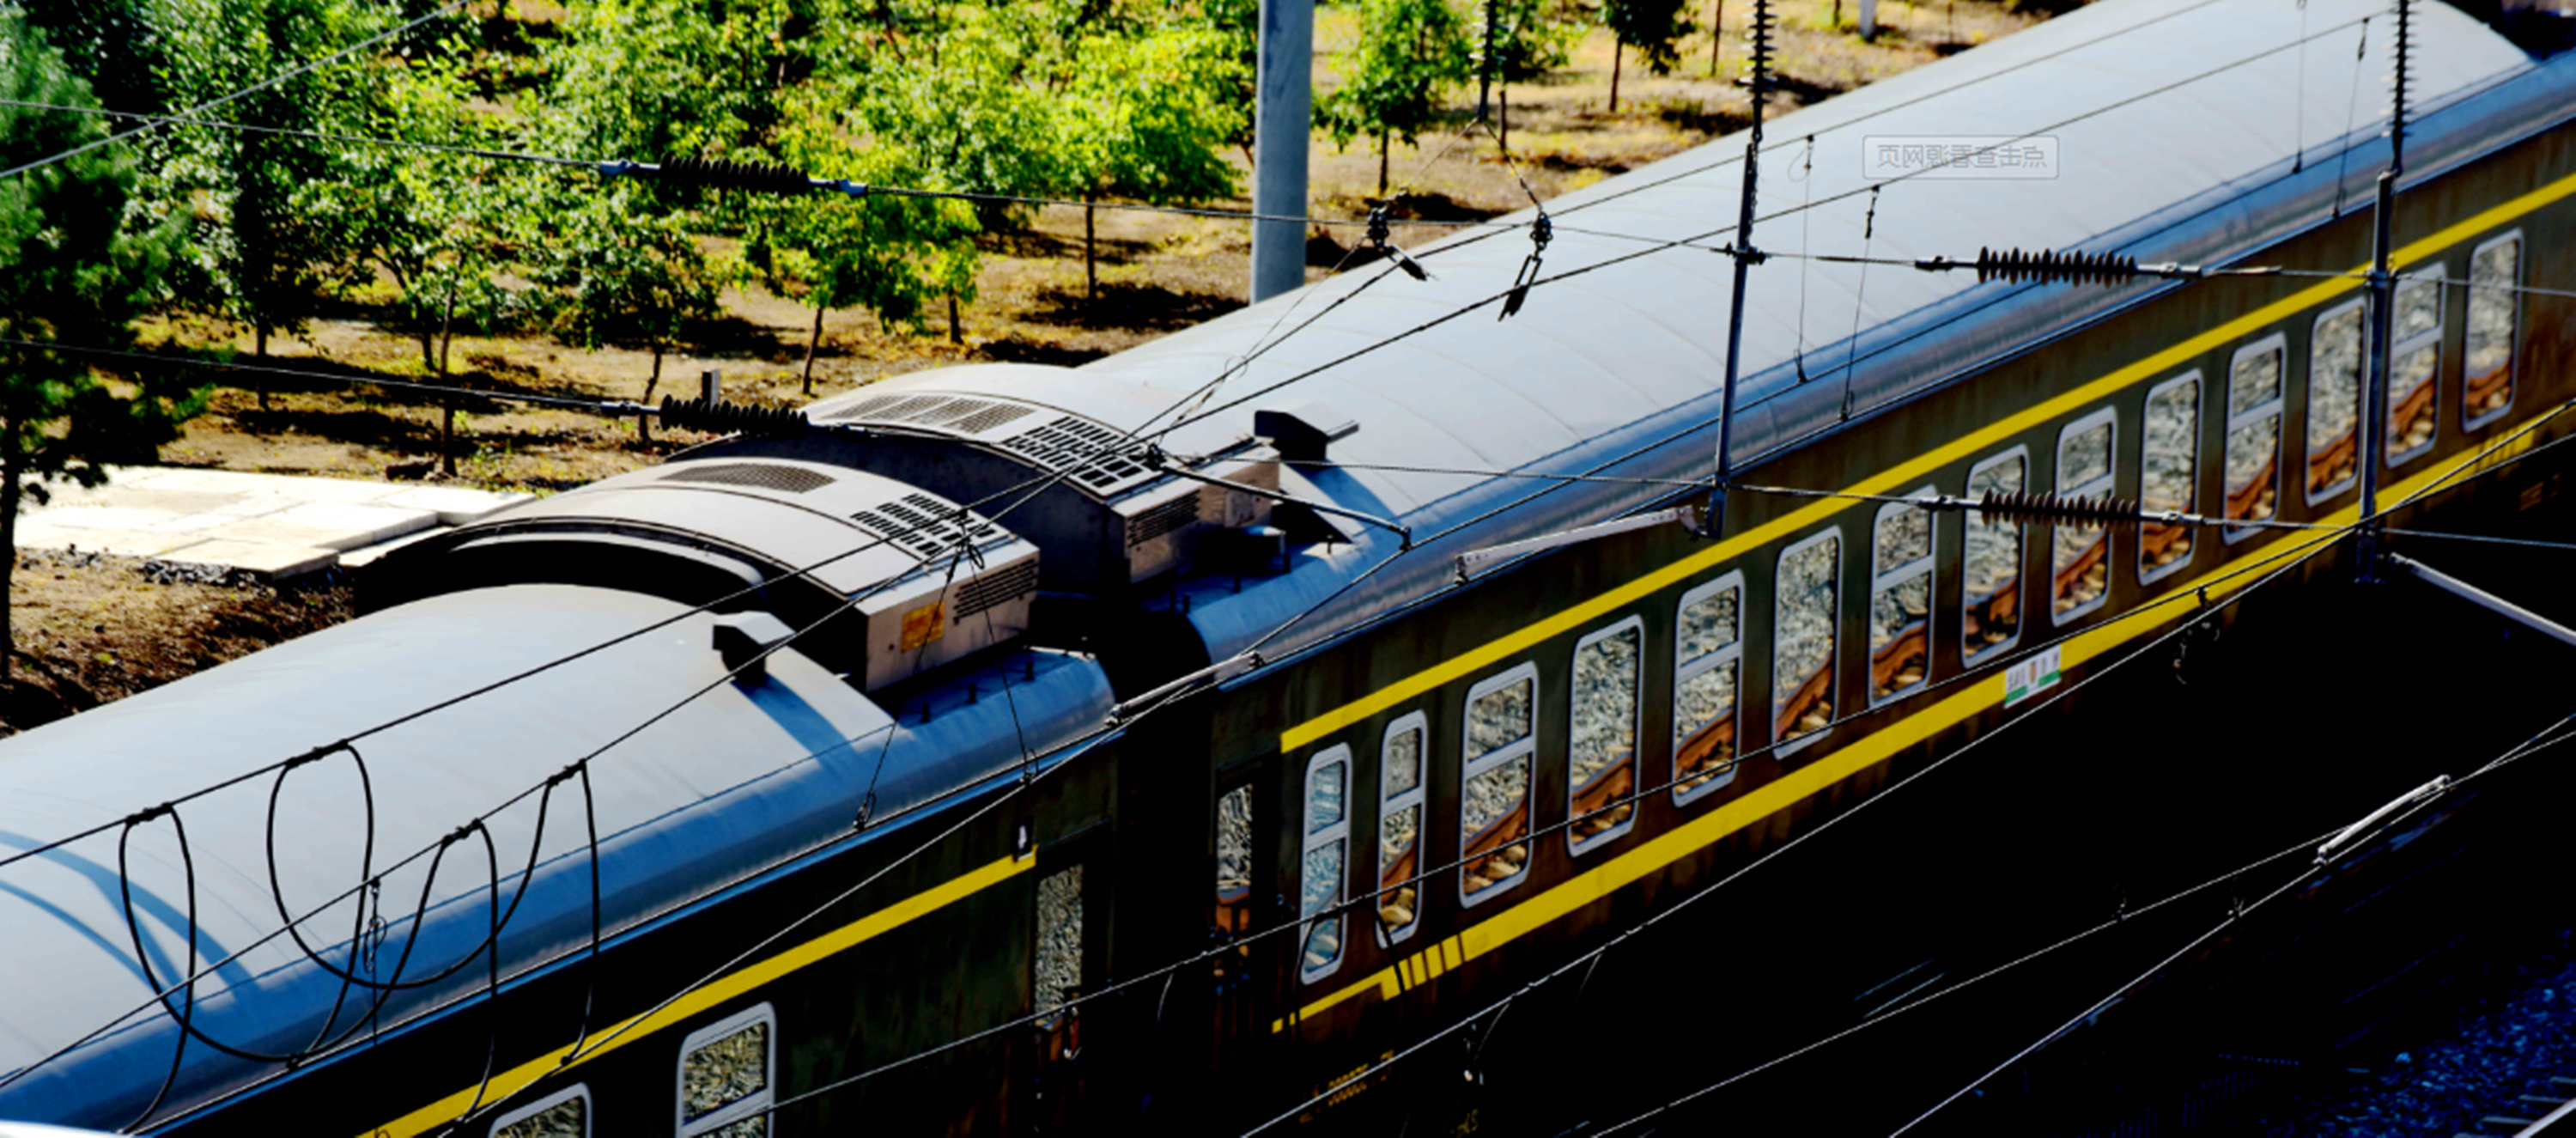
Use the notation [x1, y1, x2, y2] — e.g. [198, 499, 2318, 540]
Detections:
[818, 393, 1041, 436]
[1255, 401, 1359, 462]
[999, 415, 1157, 491]
[660, 462, 837, 494]
[849, 493, 1007, 562]
[714, 611, 795, 684]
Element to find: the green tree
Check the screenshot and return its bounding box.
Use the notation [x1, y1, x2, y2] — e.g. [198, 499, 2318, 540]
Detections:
[1600, 0, 1693, 112]
[321, 46, 519, 376]
[1316, 0, 1473, 196]
[532, 188, 722, 444]
[0, 9, 204, 680]
[148, 0, 387, 393]
[1479, 0, 1584, 144]
[746, 95, 981, 394]
[1059, 27, 1245, 299]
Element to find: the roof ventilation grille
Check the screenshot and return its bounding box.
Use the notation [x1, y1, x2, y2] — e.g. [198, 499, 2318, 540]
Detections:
[821, 393, 1038, 435]
[1001, 416, 1153, 490]
[850, 492, 1004, 561]
[954, 559, 1040, 618]
[1125, 494, 1201, 548]
[660, 462, 836, 494]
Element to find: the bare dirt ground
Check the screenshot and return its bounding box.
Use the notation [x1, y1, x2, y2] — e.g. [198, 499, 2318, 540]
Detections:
[8, 0, 2060, 736]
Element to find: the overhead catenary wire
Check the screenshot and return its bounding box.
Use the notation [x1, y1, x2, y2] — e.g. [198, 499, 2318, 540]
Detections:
[1886, 865, 2316, 1135]
[1613, 703, 2576, 1136]
[0, 0, 475, 185]
[1593, 824, 2340, 1135]
[0, 94, 1504, 234]
[4, 4, 2555, 1123]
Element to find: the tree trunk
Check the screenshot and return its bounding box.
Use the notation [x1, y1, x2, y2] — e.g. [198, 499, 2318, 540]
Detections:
[639, 342, 663, 445]
[0, 439, 17, 687]
[1377, 131, 1391, 197]
[253, 322, 270, 411]
[1711, 0, 1725, 76]
[802, 306, 825, 396]
[1832, 0, 1842, 30]
[438, 287, 458, 478]
[1084, 198, 1097, 302]
[947, 292, 962, 344]
[1611, 41, 1624, 113]
[1501, 87, 1510, 150]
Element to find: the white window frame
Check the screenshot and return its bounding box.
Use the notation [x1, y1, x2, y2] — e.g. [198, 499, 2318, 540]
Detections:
[1568, 616, 1644, 855]
[2464, 231, 2523, 430]
[1299, 744, 1352, 984]
[493, 1085, 590, 1138]
[1674, 571, 1746, 806]
[677, 1003, 776, 1138]
[2306, 298, 2367, 506]
[1868, 490, 1936, 707]
[2138, 372, 2202, 580]
[1459, 662, 1540, 907]
[2386, 263, 2445, 467]
[1772, 527, 1842, 759]
[1961, 447, 2029, 664]
[1376, 711, 1430, 947]
[2050, 408, 2119, 626]
[2222, 338, 2285, 545]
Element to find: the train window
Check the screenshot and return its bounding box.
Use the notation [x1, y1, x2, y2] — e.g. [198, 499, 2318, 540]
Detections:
[2139, 374, 2199, 579]
[1034, 865, 1084, 1063]
[1376, 712, 1428, 944]
[677, 1004, 775, 1138]
[1962, 448, 2027, 662]
[1461, 663, 1538, 904]
[1299, 746, 1352, 983]
[2306, 300, 2365, 503]
[1213, 784, 1252, 938]
[2464, 233, 2521, 429]
[1569, 618, 1643, 853]
[1212, 782, 1253, 991]
[1674, 572, 1744, 804]
[2225, 338, 2285, 543]
[2388, 268, 2443, 465]
[2051, 411, 2117, 623]
[1869, 492, 1934, 705]
[1774, 529, 1840, 753]
[494, 1086, 589, 1138]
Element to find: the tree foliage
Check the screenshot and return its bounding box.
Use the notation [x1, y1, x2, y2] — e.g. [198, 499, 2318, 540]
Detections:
[1317, 0, 1474, 196]
[1599, 0, 1694, 111]
[0, 9, 204, 676]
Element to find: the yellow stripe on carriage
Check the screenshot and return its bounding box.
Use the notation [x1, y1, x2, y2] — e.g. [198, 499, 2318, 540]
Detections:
[368, 851, 1033, 1138]
[1279, 162, 2576, 756]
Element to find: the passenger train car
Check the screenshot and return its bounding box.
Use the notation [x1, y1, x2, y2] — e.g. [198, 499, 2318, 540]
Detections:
[2, 0, 2573, 1131]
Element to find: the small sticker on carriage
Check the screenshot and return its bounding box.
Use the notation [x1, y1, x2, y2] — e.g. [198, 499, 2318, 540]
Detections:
[2003, 644, 2061, 708]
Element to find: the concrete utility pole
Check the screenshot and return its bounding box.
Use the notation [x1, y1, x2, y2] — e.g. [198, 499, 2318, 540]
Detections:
[1250, 0, 1314, 304]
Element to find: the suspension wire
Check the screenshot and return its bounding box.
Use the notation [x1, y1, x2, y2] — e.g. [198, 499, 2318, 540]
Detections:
[0, 0, 473, 185]
[1595, 824, 2339, 1135]
[0, 98, 596, 168]
[1234, 534, 2344, 1136]
[0, 96, 1503, 234]
[1886, 865, 2315, 1135]
[1838, 186, 1882, 421]
[0, 337, 647, 415]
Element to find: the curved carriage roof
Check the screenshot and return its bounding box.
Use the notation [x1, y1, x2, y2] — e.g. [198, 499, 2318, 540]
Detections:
[844, 0, 2538, 529]
[0, 586, 1108, 1128]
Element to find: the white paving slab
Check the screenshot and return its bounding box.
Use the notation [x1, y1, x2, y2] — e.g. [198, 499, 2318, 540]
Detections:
[14, 466, 532, 581]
